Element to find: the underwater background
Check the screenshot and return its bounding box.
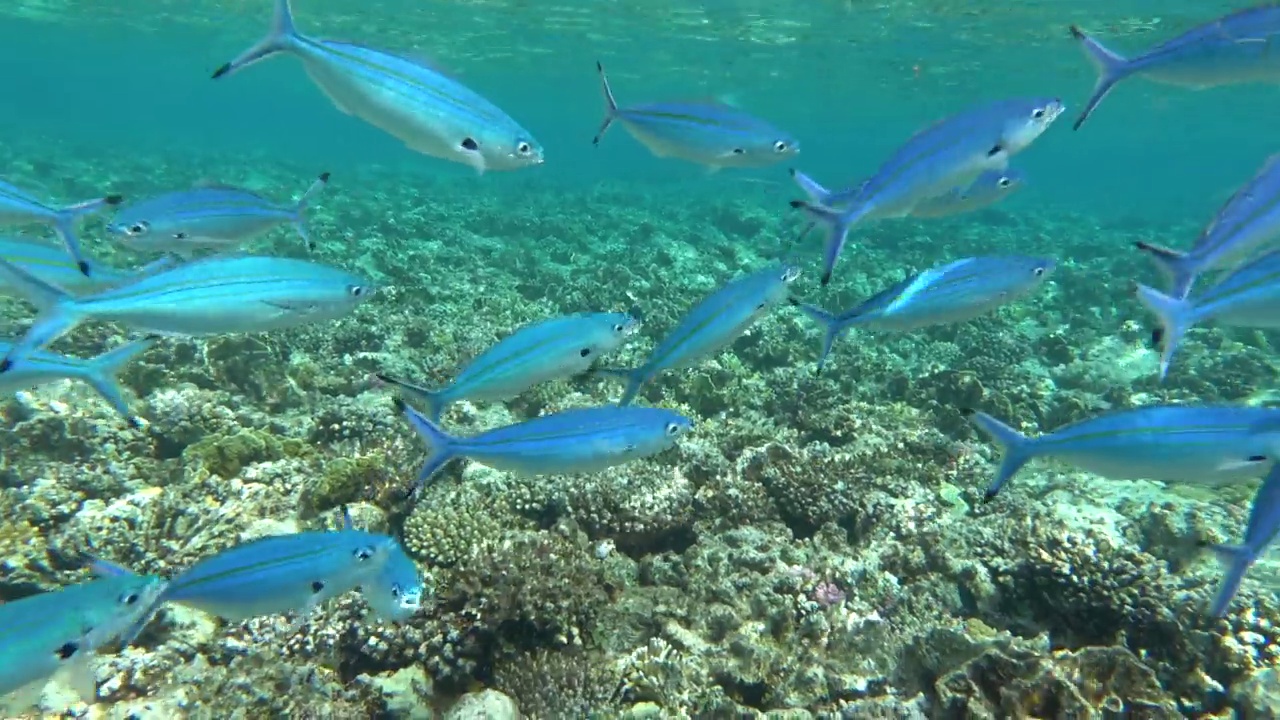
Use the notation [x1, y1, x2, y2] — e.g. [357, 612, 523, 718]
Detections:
[5, 0, 1280, 717]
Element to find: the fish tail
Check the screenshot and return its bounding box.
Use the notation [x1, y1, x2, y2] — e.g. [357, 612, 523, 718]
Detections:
[1208, 543, 1255, 618]
[53, 194, 123, 277]
[961, 409, 1037, 502]
[1135, 241, 1197, 299]
[394, 397, 460, 494]
[293, 171, 330, 252]
[789, 299, 848, 375]
[789, 168, 832, 205]
[77, 337, 158, 427]
[377, 373, 449, 423]
[593, 60, 620, 146]
[1069, 25, 1131, 131]
[594, 366, 644, 406]
[789, 200, 865, 286]
[0, 257, 82, 372]
[1134, 283, 1195, 381]
[212, 0, 303, 80]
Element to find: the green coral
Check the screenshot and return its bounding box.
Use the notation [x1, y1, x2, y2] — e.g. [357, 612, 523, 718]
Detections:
[181, 428, 308, 478]
[298, 454, 393, 518]
[402, 480, 528, 568]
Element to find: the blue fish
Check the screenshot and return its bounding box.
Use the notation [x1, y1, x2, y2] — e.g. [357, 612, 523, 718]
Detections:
[396, 399, 692, 493]
[0, 254, 372, 371]
[966, 405, 1280, 501]
[1207, 462, 1280, 618]
[1137, 154, 1280, 299]
[593, 62, 799, 170]
[378, 312, 639, 423]
[0, 337, 155, 425]
[601, 264, 799, 406]
[101, 513, 415, 624]
[0, 179, 122, 277]
[107, 173, 329, 255]
[1136, 249, 1280, 380]
[793, 256, 1054, 373]
[212, 0, 543, 174]
[362, 549, 426, 622]
[1071, 7, 1280, 130]
[910, 169, 1027, 218]
[0, 574, 165, 712]
[790, 97, 1063, 285]
[0, 236, 172, 294]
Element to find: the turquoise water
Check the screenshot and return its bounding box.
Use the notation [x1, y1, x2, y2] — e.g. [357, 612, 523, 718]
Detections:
[5, 0, 1280, 717]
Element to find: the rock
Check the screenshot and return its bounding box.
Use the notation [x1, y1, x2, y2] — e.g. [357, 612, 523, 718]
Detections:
[445, 689, 519, 720]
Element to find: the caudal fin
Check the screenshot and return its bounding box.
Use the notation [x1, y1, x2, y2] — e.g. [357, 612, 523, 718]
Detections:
[962, 409, 1038, 501]
[377, 373, 448, 423]
[790, 299, 849, 375]
[1069, 25, 1132, 131]
[77, 337, 158, 426]
[54, 194, 123, 277]
[593, 61, 621, 146]
[394, 398, 460, 495]
[292, 172, 330, 252]
[790, 169, 833, 206]
[789, 200, 867, 286]
[1134, 283, 1196, 380]
[212, 0, 302, 80]
[594, 366, 646, 406]
[1208, 543, 1255, 618]
[1135, 241, 1198, 299]
[0, 257, 81, 372]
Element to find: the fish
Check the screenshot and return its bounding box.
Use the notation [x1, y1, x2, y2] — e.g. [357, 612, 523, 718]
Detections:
[362, 548, 426, 623]
[599, 264, 799, 406]
[1070, 7, 1280, 131]
[593, 61, 799, 170]
[909, 168, 1027, 218]
[1135, 249, 1280, 380]
[0, 236, 175, 295]
[1136, 154, 1280, 299]
[790, 97, 1063, 285]
[107, 173, 329, 255]
[0, 254, 372, 371]
[97, 511, 412, 625]
[792, 256, 1055, 373]
[964, 405, 1280, 501]
[0, 574, 166, 713]
[395, 398, 692, 493]
[377, 311, 640, 423]
[1207, 462, 1280, 618]
[0, 179, 123, 277]
[0, 337, 156, 425]
[212, 0, 543, 174]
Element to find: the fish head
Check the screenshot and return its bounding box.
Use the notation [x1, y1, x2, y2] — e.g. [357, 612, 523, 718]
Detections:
[761, 265, 802, 307]
[1018, 256, 1058, 286]
[363, 544, 426, 623]
[990, 168, 1027, 194]
[81, 574, 168, 648]
[994, 98, 1065, 155]
[660, 412, 695, 444]
[278, 266, 376, 319]
[477, 131, 546, 171]
[767, 134, 801, 160]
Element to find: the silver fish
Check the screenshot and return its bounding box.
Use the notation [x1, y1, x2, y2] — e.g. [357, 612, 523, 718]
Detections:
[0, 179, 121, 277]
[212, 0, 543, 174]
[910, 168, 1027, 218]
[0, 337, 155, 425]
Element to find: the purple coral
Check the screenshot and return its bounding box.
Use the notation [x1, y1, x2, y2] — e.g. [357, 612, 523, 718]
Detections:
[812, 580, 846, 608]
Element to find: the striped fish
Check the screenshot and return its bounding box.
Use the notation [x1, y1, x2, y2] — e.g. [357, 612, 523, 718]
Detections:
[601, 264, 799, 406]
[0, 574, 165, 713]
[0, 254, 372, 371]
[1071, 7, 1280, 130]
[211, 0, 543, 174]
[0, 337, 155, 425]
[966, 405, 1280, 501]
[791, 97, 1063, 285]
[396, 399, 692, 493]
[1136, 249, 1280, 380]
[0, 179, 122, 277]
[1138, 154, 1280, 299]
[108, 173, 329, 255]
[378, 311, 639, 422]
[910, 168, 1026, 218]
[0, 236, 173, 294]
[792, 256, 1055, 373]
[1207, 462, 1280, 618]
[593, 61, 799, 171]
[362, 548, 427, 622]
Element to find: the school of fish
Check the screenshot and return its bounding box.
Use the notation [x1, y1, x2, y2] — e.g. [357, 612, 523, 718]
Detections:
[5, 0, 1280, 709]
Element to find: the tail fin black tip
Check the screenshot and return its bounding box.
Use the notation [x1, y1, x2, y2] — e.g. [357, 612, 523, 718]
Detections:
[959, 407, 976, 417]
[318, 172, 331, 182]
[1071, 117, 1086, 132]
[1068, 25, 1084, 40]
[391, 396, 407, 413]
[982, 490, 999, 504]
[77, 261, 91, 277]
[787, 168, 798, 177]
[788, 200, 805, 209]
[211, 63, 232, 80]
[104, 194, 124, 205]
[596, 60, 604, 72]
[820, 272, 832, 286]
[787, 297, 801, 306]
[126, 416, 142, 430]
[0, 359, 13, 373]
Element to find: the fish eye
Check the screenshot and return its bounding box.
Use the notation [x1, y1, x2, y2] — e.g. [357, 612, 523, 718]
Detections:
[998, 177, 1012, 188]
[1032, 108, 1046, 119]
[391, 584, 402, 599]
[121, 592, 140, 605]
[128, 221, 149, 235]
[354, 547, 375, 561]
[517, 141, 532, 155]
[613, 323, 624, 332]
[1033, 266, 1046, 277]
[349, 285, 364, 297]
[773, 141, 788, 152]
[664, 422, 683, 437]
